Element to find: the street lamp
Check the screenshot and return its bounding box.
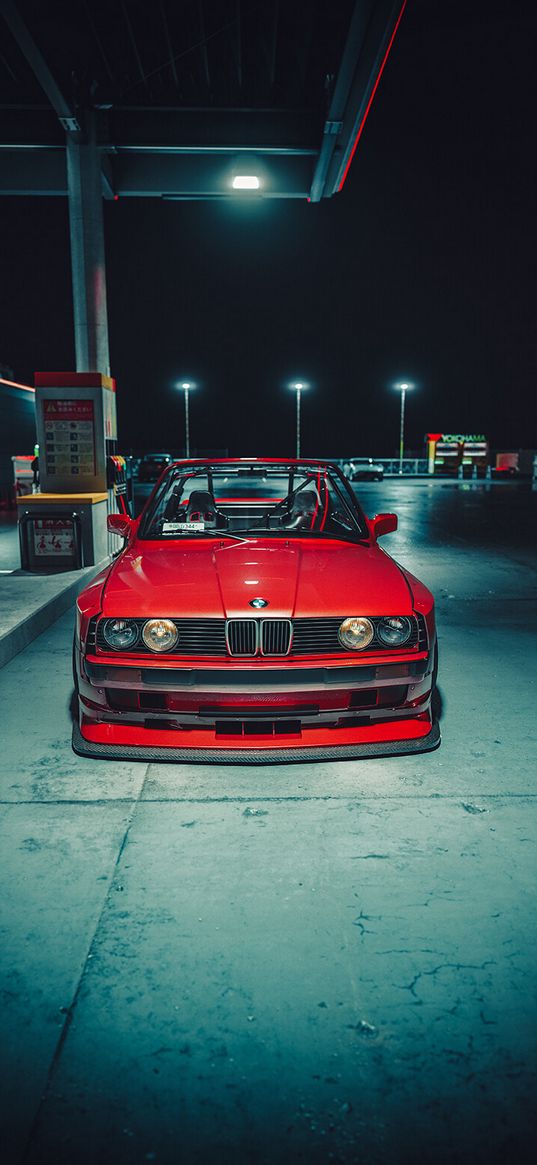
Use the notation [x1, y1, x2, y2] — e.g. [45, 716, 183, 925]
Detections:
[393, 381, 415, 475]
[176, 381, 197, 457]
[288, 381, 310, 458]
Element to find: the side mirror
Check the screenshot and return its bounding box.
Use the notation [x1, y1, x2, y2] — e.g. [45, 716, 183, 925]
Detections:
[107, 513, 133, 539]
[371, 512, 398, 539]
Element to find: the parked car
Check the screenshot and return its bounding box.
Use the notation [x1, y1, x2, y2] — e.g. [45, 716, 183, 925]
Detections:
[137, 452, 172, 483]
[73, 458, 439, 763]
[346, 458, 384, 481]
[491, 465, 520, 479]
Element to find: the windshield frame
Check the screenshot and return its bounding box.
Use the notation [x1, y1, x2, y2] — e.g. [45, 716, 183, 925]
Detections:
[137, 459, 369, 543]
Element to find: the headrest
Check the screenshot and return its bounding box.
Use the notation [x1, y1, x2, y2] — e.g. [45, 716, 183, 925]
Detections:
[290, 491, 318, 512]
[186, 490, 218, 525]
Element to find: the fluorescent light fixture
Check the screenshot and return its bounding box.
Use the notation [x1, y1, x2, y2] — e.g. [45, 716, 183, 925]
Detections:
[232, 175, 260, 189]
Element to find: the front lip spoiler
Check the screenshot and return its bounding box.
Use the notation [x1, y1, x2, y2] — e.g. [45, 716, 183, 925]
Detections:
[72, 718, 440, 764]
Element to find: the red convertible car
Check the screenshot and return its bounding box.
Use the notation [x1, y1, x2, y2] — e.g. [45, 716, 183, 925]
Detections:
[73, 459, 440, 762]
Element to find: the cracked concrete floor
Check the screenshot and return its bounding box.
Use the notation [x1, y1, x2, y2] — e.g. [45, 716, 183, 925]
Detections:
[0, 481, 536, 1165]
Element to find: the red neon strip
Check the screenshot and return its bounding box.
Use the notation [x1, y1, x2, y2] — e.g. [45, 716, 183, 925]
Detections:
[319, 471, 329, 531]
[0, 376, 35, 394]
[310, 470, 321, 529]
[338, 0, 408, 192]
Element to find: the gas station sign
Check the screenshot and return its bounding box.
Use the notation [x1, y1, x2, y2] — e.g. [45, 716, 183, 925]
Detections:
[35, 372, 116, 493]
[426, 433, 489, 475]
[43, 398, 96, 478]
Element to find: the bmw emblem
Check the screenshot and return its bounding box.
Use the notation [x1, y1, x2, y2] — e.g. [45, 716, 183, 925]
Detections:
[250, 597, 269, 609]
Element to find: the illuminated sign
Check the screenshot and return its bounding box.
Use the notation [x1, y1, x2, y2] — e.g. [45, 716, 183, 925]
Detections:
[43, 398, 96, 477]
[427, 433, 486, 442]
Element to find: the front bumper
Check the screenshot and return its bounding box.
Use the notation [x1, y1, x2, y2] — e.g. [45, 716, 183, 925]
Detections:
[73, 716, 440, 763]
[74, 647, 439, 763]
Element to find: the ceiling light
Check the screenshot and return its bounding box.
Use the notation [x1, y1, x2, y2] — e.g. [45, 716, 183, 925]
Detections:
[232, 175, 260, 190]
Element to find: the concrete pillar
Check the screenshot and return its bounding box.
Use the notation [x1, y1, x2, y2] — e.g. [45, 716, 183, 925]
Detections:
[66, 116, 110, 374]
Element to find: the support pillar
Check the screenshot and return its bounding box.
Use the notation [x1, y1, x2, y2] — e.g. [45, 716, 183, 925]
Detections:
[66, 116, 110, 374]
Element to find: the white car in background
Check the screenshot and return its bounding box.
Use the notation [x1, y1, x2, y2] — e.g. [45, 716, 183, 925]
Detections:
[345, 458, 384, 482]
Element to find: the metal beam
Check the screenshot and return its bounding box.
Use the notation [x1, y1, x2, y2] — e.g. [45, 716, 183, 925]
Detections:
[104, 106, 319, 152]
[66, 115, 110, 372]
[309, 0, 373, 202]
[100, 153, 116, 200]
[0, 142, 316, 157]
[0, 0, 80, 132]
[327, 0, 407, 196]
[0, 104, 320, 153]
[309, 0, 406, 201]
[111, 151, 313, 198]
[0, 147, 313, 200]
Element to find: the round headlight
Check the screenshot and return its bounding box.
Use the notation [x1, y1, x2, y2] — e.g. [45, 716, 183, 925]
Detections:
[142, 618, 178, 653]
[338, 617, 374, 651]
[102, 618, 138, 650]
[377, 616, 413, 646]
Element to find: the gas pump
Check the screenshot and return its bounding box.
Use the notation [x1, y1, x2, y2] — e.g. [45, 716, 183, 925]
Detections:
[17, 372, 117, 569]
[107, 454, 129, 515]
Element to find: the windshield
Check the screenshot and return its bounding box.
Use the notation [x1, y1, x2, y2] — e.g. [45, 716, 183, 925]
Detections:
[139, 461, 368, 542]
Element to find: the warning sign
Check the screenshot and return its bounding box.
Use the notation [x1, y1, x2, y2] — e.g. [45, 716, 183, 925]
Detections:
[43, 399, 96, 477]
[33, 518, 75, 558]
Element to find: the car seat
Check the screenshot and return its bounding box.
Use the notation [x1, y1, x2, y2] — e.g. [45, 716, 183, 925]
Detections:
[282, 487, 330, 531]
[185, 490, 226, 528]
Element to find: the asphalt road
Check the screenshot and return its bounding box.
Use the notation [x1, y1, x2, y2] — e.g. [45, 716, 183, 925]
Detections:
[1, 480, 536, 1165]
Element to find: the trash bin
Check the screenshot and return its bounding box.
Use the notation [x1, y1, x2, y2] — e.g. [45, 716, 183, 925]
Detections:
[18, 510, 83, 571]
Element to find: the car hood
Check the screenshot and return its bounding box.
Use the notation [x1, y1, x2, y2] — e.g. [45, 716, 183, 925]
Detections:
[102, 538, 413, 619]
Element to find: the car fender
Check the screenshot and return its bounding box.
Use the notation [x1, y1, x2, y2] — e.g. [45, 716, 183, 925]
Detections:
[75, 562, 114, 649]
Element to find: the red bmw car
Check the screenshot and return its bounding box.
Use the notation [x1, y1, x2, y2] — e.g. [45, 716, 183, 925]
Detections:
[73, 459, 440, 762]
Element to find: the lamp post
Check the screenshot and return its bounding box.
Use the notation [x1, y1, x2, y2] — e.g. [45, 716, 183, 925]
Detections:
[177, 382, 196, 457]
[394, 382, 414, 475]
[289, 381, 309, 458]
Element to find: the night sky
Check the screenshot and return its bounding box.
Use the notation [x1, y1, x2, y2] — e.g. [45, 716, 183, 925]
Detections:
[2, 0, 537, 457]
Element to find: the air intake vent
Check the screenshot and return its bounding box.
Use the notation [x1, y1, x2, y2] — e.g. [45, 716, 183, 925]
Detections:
[261, 620, 292, 655]
[86, 616, 98, 651]
[226, 619, 257, 656]
[416, 613, 428, 650]
[291, 618, 342, 654]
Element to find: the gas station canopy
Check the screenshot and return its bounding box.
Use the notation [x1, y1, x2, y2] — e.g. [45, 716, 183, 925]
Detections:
[0, 0, 406, 202]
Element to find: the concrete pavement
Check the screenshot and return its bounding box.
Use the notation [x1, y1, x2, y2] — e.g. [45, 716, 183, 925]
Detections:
[1, 481, 536, 1164]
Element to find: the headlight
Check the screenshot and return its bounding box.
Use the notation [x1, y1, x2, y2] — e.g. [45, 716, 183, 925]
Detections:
[102, 618, 139, 650]
[377, 616, 412, 646]
[142, 618, 178, 653]
[338, 617, 374, 650]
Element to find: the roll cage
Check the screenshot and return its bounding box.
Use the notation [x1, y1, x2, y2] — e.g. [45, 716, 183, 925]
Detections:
[139, 459, 369, 542]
